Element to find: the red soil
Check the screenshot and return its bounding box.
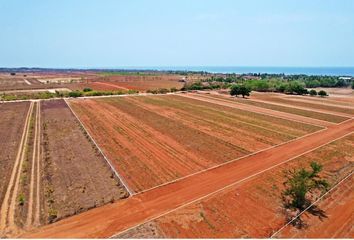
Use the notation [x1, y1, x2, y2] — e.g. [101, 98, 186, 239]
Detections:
[67, 95, 319, 192]
[180, 93, 336, 127]
[23, 118, 354, 238]
[278, 175, 354, 238]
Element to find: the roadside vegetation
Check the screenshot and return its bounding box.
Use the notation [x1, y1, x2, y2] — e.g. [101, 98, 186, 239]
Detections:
[0, 89, 139, 101]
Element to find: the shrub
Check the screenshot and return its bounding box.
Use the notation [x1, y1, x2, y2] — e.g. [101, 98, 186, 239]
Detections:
[170, 87, 178, 92]
[18, 194, 25, 206]
[83, 88, 92, 92]
[309, 89, 317, 96]
[68, 91, 83, 98]
[318, 90, 328, 97]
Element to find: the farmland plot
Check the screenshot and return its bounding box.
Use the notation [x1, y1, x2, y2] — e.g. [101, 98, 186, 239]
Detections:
[252, 95, 354, 116]
[199, 93, 349, 123]
[69, 95, 322, 192]
[117, 134, 354, 238]
[40, 100, 128, 223]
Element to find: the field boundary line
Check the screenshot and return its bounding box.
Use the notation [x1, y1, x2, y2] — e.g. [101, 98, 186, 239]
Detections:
[179, 93, 331, 128]
[270, 170, 354, 238]
[110, 130, 354, 238]
[64, 99, 134, 196]
[134, 125, 329, 195]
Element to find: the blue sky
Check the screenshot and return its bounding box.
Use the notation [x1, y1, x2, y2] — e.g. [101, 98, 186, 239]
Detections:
[0, 0, 353, 68]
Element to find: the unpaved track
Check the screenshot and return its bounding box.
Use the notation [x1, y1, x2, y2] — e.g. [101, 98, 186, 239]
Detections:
[0, 102, 34, 235]
[23, 118, 354, 238]
[34, 102, 41, 226]
[26, 101, 41, 227]
[181, 93, 335, 127]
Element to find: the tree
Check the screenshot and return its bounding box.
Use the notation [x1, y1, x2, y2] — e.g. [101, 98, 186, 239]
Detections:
[309, 89, 317, 96]
[230, 84, 251, 98]
[351, 81, 354, 89]
[230, 84, 241, 97]
[318, 90, 328, 97]
[283, 161, 329, 210]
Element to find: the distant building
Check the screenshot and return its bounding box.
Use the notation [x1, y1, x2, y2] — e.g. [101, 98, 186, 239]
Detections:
[339, 76, 352, 80]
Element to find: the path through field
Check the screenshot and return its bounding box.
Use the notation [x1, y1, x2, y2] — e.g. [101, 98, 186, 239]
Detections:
[23, 117, 354, 238]
[0, 101, 42, 237]
[26, 101, 41, 227]
[0, 102, 34, 236]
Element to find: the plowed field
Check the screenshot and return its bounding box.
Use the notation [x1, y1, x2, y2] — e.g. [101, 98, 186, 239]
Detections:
[69, 95, 322, 192]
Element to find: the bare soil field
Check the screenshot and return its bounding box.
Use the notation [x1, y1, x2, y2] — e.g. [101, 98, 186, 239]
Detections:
[198, 93, 350, 123]
[0, 100, 128, 238]
[180, 93, 335, 127]
[116, 134, 354, 238]
[250, 94, 354, 116]
[22, 119, 354, 238]
[40, 100, 128, 223]
[68, 95, 321, 192]
[71, 74, 186, 92]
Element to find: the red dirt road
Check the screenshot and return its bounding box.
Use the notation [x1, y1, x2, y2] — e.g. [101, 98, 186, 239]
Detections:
[23, 119, 354, 238]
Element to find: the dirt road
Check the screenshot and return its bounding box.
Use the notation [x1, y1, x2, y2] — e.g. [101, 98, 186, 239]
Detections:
[23, 117, 354, 238]
[0, 102, 34, 236]
[26, 101, 41, 227]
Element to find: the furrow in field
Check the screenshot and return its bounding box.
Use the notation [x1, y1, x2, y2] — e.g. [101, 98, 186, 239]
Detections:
[70, 99, 215, 191]
[180, 93, 334, 127]
[167, 94, 322, 135]
[251, 95, 354, 116]
[127, 96, 292, 151]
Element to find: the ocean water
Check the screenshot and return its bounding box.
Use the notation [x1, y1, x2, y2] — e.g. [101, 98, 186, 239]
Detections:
[122, 66, 354, 76]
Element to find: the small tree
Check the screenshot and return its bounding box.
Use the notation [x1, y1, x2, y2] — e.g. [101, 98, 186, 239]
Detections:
[283, 161, 329, 210]
[230, 84, 241, 97]
[318, 90, 328, 97]
[230, 84, 251, 98]
[309, 89, 317, 96]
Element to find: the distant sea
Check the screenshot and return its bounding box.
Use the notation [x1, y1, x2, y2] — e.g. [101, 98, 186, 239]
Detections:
[124, 66, 354, 76]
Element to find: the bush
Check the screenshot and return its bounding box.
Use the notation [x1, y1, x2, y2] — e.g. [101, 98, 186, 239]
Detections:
[68, 91, 83, 98]
[18, 194, 25, 206]
[170, 87, 178, 92]
[351, 81, 354, 89]
[83, 88, 92, 92]
[318, 90, 328, 97]
[309, 89, 317, 96]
